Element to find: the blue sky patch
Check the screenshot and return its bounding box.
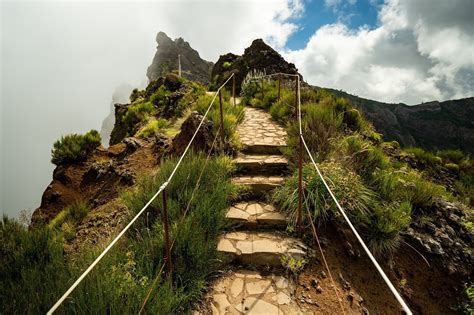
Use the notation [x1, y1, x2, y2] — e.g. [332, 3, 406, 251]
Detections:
[286, 0, 381, 50]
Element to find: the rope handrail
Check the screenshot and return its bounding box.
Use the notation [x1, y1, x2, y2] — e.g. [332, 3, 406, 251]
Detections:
[47, 73, 235, 314]
[293, 72, 411, 314]
[250, 71, 412, 314]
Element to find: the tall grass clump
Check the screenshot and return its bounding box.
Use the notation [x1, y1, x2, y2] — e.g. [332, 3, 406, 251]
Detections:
[404, 147, 442, 166]
[51, 129, 101, 165]
[286, 102, 342, 162]
[340, 134, 389, 180]
[273, 162, 375, 226]
[362, 201, 412, 254]
[118, 153, 239, 313]
[194, 94, 245, 150]
[0, 216, 71, 314]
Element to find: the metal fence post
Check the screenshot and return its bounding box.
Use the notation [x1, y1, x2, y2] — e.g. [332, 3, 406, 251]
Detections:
[162, 188, 172, 276]
[232, 75, 236, 106]
[296, 77, 302, 233]
[219, 90, 225, 152]
[278, 74, 282, 101]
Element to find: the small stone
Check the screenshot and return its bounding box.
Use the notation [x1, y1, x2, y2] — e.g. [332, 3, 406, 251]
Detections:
[320, 270, 327, 278]
[316, 286, 323, 293]
[311, 278, 319, 288]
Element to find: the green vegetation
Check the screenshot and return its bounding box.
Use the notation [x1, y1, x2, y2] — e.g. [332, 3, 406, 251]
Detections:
[242, 75, 472, 255]
[222, 61, 232, 69]
[51, 129, 101, 165]
[0, 153, 238, 314]
[120, 77, 206, 140]
[454, 283, 474, 314]
[137, 117, 168, 138]
[194, 90, 245, 150]
[49, 200, 90, 240]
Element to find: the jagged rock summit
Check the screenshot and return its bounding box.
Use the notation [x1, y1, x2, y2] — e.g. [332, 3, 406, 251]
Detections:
[211, 38, 301, 93]
[147, 31, 213, 84]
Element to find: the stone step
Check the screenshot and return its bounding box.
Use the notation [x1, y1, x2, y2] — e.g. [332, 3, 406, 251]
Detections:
[234, 154, 288, 175]
[242, 143, 286, 155]
[206, 269, 305, 315]
[217, 231, 307, 266]
[226, 201, 287, 228]
[232, 176, 285, 198]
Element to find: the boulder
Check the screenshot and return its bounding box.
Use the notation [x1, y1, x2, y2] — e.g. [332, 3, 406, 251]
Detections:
[171, 111, 215, 155]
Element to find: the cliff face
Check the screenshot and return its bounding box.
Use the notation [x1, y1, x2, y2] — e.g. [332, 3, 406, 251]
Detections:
[211, 39, 300, 93]
[326, 88, 474, 154]
[146, 32, 213, 84]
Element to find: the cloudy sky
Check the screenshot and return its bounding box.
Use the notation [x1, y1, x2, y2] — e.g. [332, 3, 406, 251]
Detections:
[1, 0, 473, 217]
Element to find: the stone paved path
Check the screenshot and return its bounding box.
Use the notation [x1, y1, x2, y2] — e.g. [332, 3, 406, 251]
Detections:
[237, 107, 287, 147]
[204, 107, 310, 314]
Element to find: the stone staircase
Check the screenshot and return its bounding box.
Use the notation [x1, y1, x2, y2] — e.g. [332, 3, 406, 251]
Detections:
[206, 107, 308, 314]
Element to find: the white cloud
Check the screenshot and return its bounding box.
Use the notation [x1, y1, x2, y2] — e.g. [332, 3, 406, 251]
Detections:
[0, 0, 303, 217]
[285, 0, 474, 104]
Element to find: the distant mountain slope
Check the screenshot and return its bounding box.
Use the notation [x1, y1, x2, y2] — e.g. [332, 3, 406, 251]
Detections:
[147, 32, 213, 84]
[323, 88, 474, 154]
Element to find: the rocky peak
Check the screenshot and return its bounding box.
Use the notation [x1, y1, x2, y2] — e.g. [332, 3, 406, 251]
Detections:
[211, 38, 301, 93]
[147, 31, 213, 84]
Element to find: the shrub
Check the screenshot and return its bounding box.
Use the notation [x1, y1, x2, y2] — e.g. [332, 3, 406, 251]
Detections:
[240, 69, 265, 100]
[119, 153, 239, 313]
[137, 118, 167, 138]
[341, 134, 389, 179]
[51, 130, 101, 165]
[437, 149, 466, 164]
[194, 94, 244, 151]
[445, 162, 460, 173]
[0, 216, 71, 314]
[273, 162, 376, 226]
[286, 102, 342, 162]
[222, 61, 232, 69]
[49, 200, 90, 231]
[405, 147, 442, 166]
[130, 88, 146, 102]
[123, 101, 155, 133]
[150, 85, 169, 108]
[363, 201, 412, 255]
[398, 171, 446, 210]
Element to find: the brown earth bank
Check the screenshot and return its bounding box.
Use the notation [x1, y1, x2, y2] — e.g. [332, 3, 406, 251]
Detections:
[298, 221, 468, 314]
[31, 136, 168, 226]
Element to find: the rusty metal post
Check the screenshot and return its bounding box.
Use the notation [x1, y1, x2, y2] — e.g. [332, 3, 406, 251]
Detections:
[261, 77, 264, 100]
[278, 74, 281, 101]
[296, 77, 302, 233]
[219, 90, 225, 152]
[232, 75, 236, 106]
[162, 188, 172, 275]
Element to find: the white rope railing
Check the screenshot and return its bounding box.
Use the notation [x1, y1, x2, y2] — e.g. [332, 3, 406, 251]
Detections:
[292, 74, 412, 315]
[251, 71, 414, 314]
[47, 73, 235, 314]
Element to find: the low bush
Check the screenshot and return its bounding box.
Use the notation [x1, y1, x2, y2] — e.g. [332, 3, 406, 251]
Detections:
[363, 201, 412, 254]
[1, 153, 240, 314]
[137, 118, 167, 138]
[405, 147, 442, 166]
[445, 162, 460, 173]
[273, 162, 375, 226]
[286, 103, 342, 162]
[0, 216, 71, 313]
[194, 94, 244, 150]
[130, 88, 146, 102]
[340, 134, 389, 180]
[437, 149, 466, 165]
[123, 101, 155, 133]
[51, 130, 101, 165]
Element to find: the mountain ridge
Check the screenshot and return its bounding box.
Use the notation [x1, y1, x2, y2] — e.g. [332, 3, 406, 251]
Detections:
[323, 88, 474, 154]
